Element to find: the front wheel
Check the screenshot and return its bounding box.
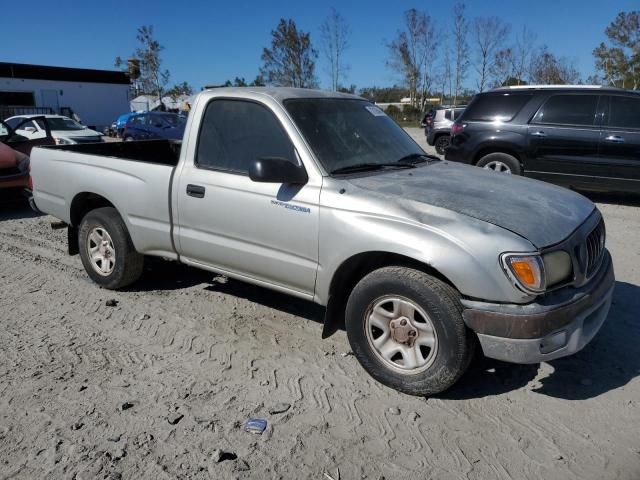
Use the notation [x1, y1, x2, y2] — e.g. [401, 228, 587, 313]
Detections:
[78, 207, 144, 289]
[345, 267, 475, 396]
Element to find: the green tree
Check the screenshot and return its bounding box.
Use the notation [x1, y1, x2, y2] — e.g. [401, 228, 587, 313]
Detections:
[260, 19, 318, 88]
[593, 11, 640, 89]
[224, 77, 248, 87]
[115, 25, 170, 101]
[249, 75, 266, 86]
[165, 81, 193, 100]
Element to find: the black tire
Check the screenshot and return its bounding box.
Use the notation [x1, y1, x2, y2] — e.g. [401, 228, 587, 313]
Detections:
[476, 152, 521, 175]
[434, 135, 450, 155]
[78, 207, 144, 289]
[345, 267, 475, 396]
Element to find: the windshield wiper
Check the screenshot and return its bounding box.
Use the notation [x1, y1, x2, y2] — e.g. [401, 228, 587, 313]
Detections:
[330, 162, 417, 175]
[396, 153, 439, 164]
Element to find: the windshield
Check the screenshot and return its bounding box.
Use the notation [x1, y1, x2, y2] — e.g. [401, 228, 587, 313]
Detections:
[164, 114, 186, 126]
[284, 99, 425, 174]
[151, 113, 186, 127]
[36, 117, 85, 131]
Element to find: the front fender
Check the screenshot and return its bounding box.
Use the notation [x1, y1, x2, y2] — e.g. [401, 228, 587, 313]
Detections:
[315, 194, 536, 306]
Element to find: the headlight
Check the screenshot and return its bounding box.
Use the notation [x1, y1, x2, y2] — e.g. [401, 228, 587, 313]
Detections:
[542, 251, 572, 287]
[502, 254, 546, 293]
[56, 137, 73, 145]
[501, 250, 573, 294]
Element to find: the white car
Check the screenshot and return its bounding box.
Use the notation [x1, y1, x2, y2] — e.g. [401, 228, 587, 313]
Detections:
[4, 115, 103, 145]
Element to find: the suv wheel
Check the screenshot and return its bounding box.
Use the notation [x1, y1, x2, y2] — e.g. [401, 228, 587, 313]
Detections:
[434, 135, 450, 155]
[78, 207, 144, 289]
[476, 152, 521, 175]
[345, 266, 475, 396]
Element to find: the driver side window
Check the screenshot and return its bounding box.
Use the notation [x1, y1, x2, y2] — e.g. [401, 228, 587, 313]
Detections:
[196, 99, 296, 174]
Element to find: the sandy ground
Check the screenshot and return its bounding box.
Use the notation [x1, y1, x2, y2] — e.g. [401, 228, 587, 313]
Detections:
[0, 131, 639, 479]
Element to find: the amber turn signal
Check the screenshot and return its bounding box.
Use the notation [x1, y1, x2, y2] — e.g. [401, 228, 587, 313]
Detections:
[502, 254, 546, 293]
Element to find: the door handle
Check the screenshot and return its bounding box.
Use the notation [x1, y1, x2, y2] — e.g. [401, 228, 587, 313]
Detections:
[531, 130, 546, 137]
[604, 135, 625, 144]
[186, 184, 205, 198]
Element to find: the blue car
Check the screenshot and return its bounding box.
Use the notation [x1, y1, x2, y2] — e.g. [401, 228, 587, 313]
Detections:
[115, 112, 136, 137]
[122, 112, 186, 141]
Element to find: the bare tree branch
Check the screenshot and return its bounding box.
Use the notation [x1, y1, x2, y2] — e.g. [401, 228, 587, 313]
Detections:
[320, 8, 351, 91]
[472, 17, 510, 92]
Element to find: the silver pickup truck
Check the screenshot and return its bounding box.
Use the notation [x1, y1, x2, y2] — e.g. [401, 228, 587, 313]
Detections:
[30, 87, 614, 396]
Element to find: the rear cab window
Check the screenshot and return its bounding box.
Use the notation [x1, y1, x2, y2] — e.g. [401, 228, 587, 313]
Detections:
[532, 94, 600, 126]
[462, 93, 533, 122]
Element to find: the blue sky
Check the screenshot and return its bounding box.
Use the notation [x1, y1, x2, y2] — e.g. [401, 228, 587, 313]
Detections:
[2, 0, 637, 91]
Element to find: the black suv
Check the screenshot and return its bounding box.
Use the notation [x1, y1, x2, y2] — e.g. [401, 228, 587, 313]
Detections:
[445, 86, 640, 194]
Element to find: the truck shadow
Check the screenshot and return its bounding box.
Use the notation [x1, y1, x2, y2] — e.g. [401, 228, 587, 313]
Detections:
[0, 193, 43, 221]
[129, 257, 326, 324]
[135, 258, 639, 400]
[441, 281, 640, 400]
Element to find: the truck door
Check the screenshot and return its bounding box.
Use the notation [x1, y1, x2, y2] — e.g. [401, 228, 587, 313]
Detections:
[175, 98, 320, 297]
[526, 93, 601, 185]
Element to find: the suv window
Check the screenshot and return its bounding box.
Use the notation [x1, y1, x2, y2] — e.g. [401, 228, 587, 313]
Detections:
[463, 93, 532, 122]
[5, 118, 22, 129]
[128, 115, 145, 126]
[444, 110, 453, 121]
[197, 99, 295, 174]
[608, 95, 640, 130]
[17, 120, 37, 131]
[533, 94, 599, 126]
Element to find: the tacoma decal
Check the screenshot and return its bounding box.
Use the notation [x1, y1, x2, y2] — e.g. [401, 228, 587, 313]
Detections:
[271, 200, 311, 214]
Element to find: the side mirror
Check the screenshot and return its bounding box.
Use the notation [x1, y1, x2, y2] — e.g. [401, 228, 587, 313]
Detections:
[24, 126, 36, 133]
[249, 157, 308, 184]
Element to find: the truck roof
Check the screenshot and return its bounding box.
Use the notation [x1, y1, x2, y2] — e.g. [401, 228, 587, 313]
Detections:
[201, 86, 362, 103]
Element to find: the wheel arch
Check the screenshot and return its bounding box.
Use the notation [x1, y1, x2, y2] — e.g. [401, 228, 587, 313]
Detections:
[473, 145, 523, 168]
[68, 192, 118, 255]
[433, 132, 451, 142]
[70, 192, 117, 227]
[321, 251, 457, 339]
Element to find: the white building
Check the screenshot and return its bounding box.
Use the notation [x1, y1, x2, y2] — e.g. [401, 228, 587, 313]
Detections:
[0, 62, 130, 129]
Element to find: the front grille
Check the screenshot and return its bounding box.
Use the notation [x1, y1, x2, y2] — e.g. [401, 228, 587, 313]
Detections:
[585, 220, 605, 277]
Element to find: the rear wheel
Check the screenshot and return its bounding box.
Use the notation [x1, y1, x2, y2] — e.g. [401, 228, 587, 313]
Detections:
[345, 267, 475, 396]
[434, 135, 451, 155]
[476, 152, 521, 175]
[78, 207, 143, 289]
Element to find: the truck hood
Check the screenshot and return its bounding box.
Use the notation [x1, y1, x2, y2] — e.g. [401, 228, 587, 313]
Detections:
[345, 161, 595, 248]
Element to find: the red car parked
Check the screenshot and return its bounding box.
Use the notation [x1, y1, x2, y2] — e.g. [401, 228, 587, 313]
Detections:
[0, 117, 55, 191]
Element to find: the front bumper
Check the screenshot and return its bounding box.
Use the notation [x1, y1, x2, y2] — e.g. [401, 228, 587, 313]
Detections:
[462, 251, 615, 364]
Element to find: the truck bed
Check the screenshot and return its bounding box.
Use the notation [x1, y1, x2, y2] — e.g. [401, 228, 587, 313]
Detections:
[30, 140, 180, 259]
[48, 139, 181, 166]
